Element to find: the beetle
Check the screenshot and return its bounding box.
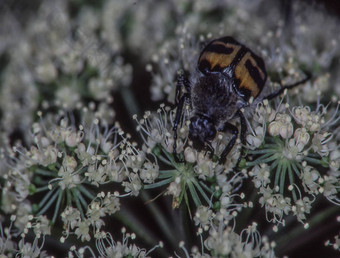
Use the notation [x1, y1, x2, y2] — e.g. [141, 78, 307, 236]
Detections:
[173, 36, 310, 164]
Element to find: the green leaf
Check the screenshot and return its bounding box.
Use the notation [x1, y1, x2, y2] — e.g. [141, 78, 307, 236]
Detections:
[192, 180, 210, 204]
[187, 181, 201, 207]
[144, 177, 174, 189]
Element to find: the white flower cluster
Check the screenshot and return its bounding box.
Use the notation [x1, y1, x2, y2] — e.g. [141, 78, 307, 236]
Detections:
[0, 215, 50, 257]
[135, 104, 245, 211]
[69, 228, 162, 258]
[0, 0, 132, 144]
[1, 108, 161, 253]
[247, 96, 340, 225]
[191, 215, 275, 257]
[61, 192, 120, 242]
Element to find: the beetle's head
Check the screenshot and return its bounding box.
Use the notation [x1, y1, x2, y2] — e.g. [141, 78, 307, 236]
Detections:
[189, 115, 216, 148]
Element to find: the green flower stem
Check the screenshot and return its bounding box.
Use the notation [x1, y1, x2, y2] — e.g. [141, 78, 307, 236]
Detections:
[144, 177, 174, 189]
[307, 153, 326, 159]
[199, 181, 214, 194]
[38, 187, 57, 209]
[274, 161, 283, 188]
[192, 179, 210, 204]
[35, 168, 57, 176]
[158, 169, 177, 178]
[160, 146, 183, 171]
[183, 192, 190, 216]
[246, 152, 278, 167]
[188, 181, 201, 207]
[269, 158, 280, 171]
[287, 164, 297, 201]
[52, 190, 63, 224]
[248, 149, 277, 155]
[78, 184, 96, 200]
[35, 185, 51, 193]
[291, 161, 302, 177]
[72, 188, 85, 219]
[74, 188, 88, 210]
[161, 148, 175, 164]
[37, 189, 59, 216]
[156, 153, 173, 166]
[261, 154, 280, 164]
[264, 142, 281, 149]
[280, 161, 287, 195]
[303, 156, 324, 165]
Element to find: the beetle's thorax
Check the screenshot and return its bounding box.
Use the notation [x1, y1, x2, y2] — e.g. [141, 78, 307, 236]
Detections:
[191, 73, 247, 127]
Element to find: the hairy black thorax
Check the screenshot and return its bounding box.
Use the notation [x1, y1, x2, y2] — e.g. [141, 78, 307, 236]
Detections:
[191, 73, 247, 130]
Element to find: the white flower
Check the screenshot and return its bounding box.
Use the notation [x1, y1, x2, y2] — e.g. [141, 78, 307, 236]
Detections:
[184, 146, 197, 163]
[122, 173, 142, 196]
[268, 113, 293, 139]
[61, 206, 81, 230]
[250, 164, 271, 188]
[282, 139, 304, 161]
[194, 206, 214, 229]
[33, 215, 51, 238]
[75, 220, 91, 242]
[311, 132, 331, 157]
[65, 130, 84, 148]
[166, 180, 181, 198]
[246, 125, 265, 149]
[18, 238, 43, 258]
[58, 166, 81, 190]
[301, 166, 320, 194]
[293, 106, 322, 132]
[194, 152, 215, 179]
[139, 161, 159, 183]
[63, 155, 78, 172]
[102, 194, 121, 215]
[75, 143, 96, 166]
[294, 128, 310, 147]
[292, 197, 312, 222]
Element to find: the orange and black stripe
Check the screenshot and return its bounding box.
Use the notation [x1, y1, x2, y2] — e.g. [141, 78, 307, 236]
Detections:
[198, 36, 267, 101]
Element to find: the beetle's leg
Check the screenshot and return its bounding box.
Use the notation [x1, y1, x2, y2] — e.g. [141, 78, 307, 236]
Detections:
[175, 72, 191, 104]
[173, 72, 191, 161]
[173, 93, 190, 160]
[218, 111, 246, 165]
[175, 76, 182, 105]
[228, 110, 248, 191]
[238, 110, 247, 152]
[205, 141, 214, 158]
[218, 122, 238, 165]
[264, 72, 311, 100]
[237, 110, 247, 146]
